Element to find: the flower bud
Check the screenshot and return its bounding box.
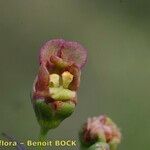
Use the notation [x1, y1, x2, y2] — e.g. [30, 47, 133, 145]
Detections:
[31, 39, 87, 132]
[80, 115, 121, 150]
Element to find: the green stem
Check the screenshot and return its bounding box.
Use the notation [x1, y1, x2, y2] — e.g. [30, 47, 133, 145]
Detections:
[38, 127, 49, 150]
[86, 142, 110, 150]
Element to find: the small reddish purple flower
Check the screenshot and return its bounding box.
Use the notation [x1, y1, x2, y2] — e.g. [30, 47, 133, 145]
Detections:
[80, 115, 121, 150]
[31, 39, 87, 130]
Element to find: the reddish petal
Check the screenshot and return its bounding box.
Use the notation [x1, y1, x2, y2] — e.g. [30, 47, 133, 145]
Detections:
[39, 39, 65, 65]
[32, 90, 50, 100]
[50, 55, 70, 68]
[67, 64, 81, 91]
[60, 41, 87, 68]
[35, 65, 49, 92]
[39, 39, 87, 69]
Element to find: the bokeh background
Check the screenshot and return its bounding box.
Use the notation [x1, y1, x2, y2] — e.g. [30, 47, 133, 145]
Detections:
[0, 0, 150, 150]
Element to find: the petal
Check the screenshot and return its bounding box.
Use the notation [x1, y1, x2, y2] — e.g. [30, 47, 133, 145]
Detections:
[50, 55, 70, 68]
[66, 64, 81, 91]
[35, 65, 49, 91]
[39, 39, 87, 69]
[60, 41, 87, 68]
[39, 39, 65, 65]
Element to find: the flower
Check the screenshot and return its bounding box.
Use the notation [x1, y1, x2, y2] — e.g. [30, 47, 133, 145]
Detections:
[31, 39, 87, 131]
[80, 115, 121, 150]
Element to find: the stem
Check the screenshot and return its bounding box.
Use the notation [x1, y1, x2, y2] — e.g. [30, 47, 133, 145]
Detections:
[86, 142, 110, 150]
[38, 127, 49, 150]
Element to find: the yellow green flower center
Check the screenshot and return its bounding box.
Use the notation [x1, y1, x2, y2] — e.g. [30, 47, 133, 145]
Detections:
[49, 71, 76, 101]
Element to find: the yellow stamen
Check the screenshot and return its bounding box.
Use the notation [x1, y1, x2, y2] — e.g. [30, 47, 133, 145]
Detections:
[49, 74, 60, 87]
[62, 71, 73, 88]
[49, 72, 75, 101]
[50, 87, 76, 101]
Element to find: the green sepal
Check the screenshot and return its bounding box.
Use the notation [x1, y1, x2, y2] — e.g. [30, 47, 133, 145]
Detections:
[33, 99, 75, 132]
[33, 100, 61, 130]
[109, 140, 118, 150]
[55, 102, 75, 119]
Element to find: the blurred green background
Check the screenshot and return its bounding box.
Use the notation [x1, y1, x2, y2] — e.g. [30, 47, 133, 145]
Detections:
[0, 0, 150, 149]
